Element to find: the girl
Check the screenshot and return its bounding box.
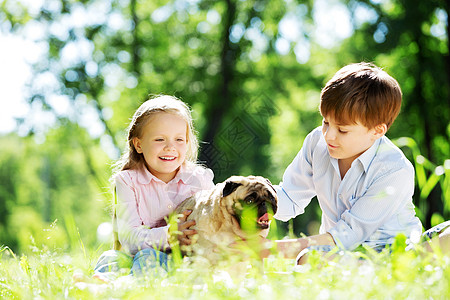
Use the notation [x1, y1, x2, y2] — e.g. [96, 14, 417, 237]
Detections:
[92, 95, 214, 281]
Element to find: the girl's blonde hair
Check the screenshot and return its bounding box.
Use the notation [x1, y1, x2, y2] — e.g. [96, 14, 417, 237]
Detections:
[112, 95, 199, 176]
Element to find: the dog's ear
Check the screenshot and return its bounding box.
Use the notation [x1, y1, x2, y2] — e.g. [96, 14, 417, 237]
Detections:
[222, 181, 242, 197]
[264, 178, 277, 195]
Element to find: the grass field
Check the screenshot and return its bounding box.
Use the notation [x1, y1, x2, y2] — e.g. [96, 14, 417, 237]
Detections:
[1, 236, 449, 300]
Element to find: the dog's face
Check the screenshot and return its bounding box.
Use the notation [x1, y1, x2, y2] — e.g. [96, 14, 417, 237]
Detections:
[221, 175, 277, 234]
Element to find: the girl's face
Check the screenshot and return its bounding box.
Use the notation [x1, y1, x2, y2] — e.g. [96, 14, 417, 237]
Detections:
[133, 112, 188, 183]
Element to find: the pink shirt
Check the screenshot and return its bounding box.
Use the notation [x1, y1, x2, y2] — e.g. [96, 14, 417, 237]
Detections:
[115, 163, 214, 255]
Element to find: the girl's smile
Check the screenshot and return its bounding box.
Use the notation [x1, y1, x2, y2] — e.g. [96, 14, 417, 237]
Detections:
[160, 156, 176, 161]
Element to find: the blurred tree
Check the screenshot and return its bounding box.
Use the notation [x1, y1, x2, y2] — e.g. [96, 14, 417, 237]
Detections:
[0, 129, 109, 252]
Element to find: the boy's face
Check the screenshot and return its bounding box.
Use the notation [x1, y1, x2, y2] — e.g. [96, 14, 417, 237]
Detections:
[321, 116, 385, 166]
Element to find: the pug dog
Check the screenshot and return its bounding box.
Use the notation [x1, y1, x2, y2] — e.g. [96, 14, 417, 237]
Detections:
[172, 175, 278, 256]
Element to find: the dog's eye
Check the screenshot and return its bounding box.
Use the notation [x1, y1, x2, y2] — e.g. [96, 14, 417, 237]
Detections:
[246, 198, 254, 204]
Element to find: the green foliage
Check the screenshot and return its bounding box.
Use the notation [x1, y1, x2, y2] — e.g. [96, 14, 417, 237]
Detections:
[394, 137, 450, 224]
[0, 132, 111, 253]
[167, 212, 184, 267]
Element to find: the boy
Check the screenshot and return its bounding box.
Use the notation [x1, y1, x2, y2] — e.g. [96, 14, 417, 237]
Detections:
[273, 62, 422, 263]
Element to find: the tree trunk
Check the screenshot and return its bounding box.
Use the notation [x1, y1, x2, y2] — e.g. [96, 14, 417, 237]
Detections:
[445, 0, 450, 109]
[130, 0, 141, 76]
[199, 0, 237, 164]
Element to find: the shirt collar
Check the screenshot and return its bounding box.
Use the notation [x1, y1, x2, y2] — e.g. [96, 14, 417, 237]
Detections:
[173, 164, 194, 184]
[136, 164, 192, 185]
[356, 137, 382, 172]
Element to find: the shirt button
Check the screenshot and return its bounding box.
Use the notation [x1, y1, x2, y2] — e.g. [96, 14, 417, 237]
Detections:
[338, 194, 343, 200]
[168, 205, 172, 209]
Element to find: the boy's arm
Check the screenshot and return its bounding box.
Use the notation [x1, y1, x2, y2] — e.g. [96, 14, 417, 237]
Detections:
[274, 129, 321, 221]
[273, 233, 336, 259]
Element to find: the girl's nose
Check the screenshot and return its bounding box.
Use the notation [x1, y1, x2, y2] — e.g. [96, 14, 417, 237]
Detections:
[164, 141, 175, 150]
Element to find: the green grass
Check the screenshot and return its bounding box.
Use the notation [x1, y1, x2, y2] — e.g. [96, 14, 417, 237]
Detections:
[1, 239, 449, 300]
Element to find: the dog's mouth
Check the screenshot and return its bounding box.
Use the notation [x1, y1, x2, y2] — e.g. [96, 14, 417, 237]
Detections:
[257, 212, 270, 229]
[233, 211, 272, 232]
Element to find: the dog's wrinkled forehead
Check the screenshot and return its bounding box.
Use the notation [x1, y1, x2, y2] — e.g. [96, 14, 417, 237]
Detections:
[222, 175, 277, 199]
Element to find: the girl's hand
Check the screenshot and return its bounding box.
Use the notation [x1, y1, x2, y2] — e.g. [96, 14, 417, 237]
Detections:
[153, 219, 167, 228]
[177, 210, 197, 246]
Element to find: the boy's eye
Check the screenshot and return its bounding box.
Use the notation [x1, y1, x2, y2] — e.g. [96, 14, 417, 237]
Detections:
[155, 138, 164, 142]
[176, 138, 185, 142]
[339, 129, 348, 134]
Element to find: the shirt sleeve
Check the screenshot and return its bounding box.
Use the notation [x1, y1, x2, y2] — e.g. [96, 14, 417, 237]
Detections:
[328, 165, 415, 250]
[200, 167, 215, 190]
[115, 173, 169, 255]
[274, 130, 318, 222]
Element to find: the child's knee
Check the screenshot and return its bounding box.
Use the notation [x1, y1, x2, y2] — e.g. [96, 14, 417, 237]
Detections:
[134, 248, 168, 265]
[94, 249, 132, 273]
[132, 248, 170, 276]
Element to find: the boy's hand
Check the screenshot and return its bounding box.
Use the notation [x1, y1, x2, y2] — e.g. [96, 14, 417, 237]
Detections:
[176, 210, 197, 246]
[224, 237, 269, 261]
[257, 237, 275, 259]
[275, 238, 309, 259]
[276, 233, 336, 260]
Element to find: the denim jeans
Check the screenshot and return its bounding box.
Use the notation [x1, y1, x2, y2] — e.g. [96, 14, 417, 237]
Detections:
[422, 220, 450, 240]
[93, 248, 170, 280]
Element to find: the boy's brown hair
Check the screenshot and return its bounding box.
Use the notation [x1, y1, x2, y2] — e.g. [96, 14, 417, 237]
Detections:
[320, 62, 402, 130]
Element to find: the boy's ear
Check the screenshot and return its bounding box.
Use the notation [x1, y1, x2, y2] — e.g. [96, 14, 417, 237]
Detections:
[132, 137, 143, 153]
[373, 123, 387, 138]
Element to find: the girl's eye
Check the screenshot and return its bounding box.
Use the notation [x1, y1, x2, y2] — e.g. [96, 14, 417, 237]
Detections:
[155, 138, 164, 142]
[339, 129, 348, 134]
[176, 138, 185, 142]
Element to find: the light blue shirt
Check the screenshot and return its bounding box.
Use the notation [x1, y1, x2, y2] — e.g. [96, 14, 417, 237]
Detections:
[274, 127, 422, 250]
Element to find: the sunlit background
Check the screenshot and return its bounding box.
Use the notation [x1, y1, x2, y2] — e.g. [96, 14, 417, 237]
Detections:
[2, 0, 447, 143]
[0, 0, 448, 253]
[0, 0, 390, 140]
